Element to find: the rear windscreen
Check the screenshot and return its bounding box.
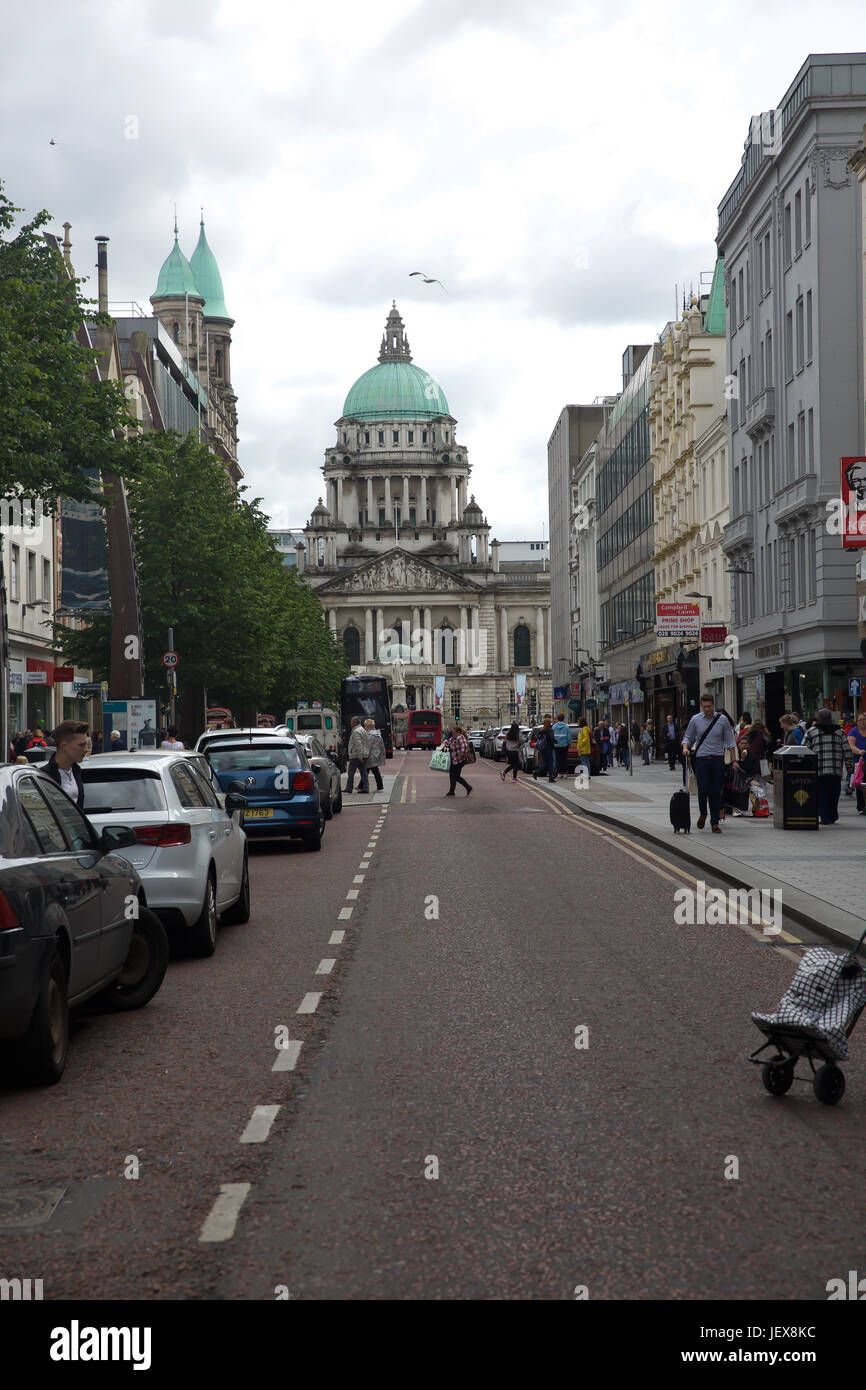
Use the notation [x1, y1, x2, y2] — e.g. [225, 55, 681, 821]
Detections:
[412, 712, 441, 727]
[208, 746, 303, 774]
[81, 768, 166, 813]
[296, 715, 323, 730]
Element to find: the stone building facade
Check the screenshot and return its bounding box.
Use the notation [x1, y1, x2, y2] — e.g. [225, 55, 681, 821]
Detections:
[300, 305, 552, 725]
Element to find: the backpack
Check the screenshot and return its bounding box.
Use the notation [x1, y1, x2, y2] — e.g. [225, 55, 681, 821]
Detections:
[536, 729, 550, 751]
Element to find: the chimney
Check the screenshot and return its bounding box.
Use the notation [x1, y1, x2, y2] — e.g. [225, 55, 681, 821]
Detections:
[95, 236, 109, 313]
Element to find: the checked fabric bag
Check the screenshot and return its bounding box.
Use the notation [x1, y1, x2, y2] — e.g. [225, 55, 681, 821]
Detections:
[429, 748, 451, 772]
[751, 948, 866, 1060]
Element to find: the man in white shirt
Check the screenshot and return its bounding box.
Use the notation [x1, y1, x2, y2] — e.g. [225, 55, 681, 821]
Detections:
[43, 720, 89, 809]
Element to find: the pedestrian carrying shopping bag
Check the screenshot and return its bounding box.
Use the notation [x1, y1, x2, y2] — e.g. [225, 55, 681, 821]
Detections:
[429, 747, 451, 772]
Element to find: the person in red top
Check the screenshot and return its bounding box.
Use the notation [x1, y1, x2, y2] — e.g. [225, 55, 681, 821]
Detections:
[444, 725, 473, 797]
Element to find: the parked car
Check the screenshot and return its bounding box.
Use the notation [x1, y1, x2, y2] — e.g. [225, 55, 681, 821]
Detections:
[80, 752, 250, 958]
[467, 729, 484, 751]
[521, 723, 583, 774]
[204, 736, 325, 851]
[194, 726, 283, 755]
[294, 734, 343, 819]
[0, 765, 168, 1085]
[493, 725, 530, 761]
[480, 728, 500, 759]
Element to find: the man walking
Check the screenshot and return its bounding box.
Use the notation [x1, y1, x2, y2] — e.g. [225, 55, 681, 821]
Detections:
[663, 714, 679, 770]
[363, 718, 386, 792]
[552, 711, 571, 778]
[42, 720, 89, 809]
[682, 692, 737, 833]
[345, 716, 370, 794]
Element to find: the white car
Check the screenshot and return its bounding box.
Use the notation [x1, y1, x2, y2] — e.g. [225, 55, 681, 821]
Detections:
[80, 751, 250, 958]
[194, 726, 283, 755]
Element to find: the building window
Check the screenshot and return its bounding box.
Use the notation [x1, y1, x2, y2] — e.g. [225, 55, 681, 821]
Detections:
[364, 431, 370, 445]
[794, 190, 802, 256]
[797, 411, 806, 477]
[392, 430, 399, 444]
[378, 431, 384, 445]
[422, 430, 428, 444]
[10, 544, 19, 600]
[787, 423, 795, 485]
[343, 626, 360, 664]
[804, 181, 812, 243]
[42, 558, 50, 604]
[807, 528, 817, 602]
[797, 532, 806, 606]
[807, 408, 814, 469]
[784, 311, 793, 378]
[172, 322, 179, 343]
[806, 290, 813, 361]
[765, 329, 773, 386]
[783, 204, 792, 265]
[215, 349, 223, 377]
[737, 268, 744, 325]
[27, 550, 36, 603]
[378, 508, 385, 527]
[513, 623, 531, 666]
[795, 296, 804, 370]
[730, 278, 737, 328]
[408, 430, 414, 444]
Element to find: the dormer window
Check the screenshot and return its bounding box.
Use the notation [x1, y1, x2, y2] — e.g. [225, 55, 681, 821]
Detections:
[342, 432, 347, 443]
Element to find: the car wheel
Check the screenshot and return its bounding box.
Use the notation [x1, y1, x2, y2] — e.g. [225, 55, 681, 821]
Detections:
[97, 907, 169, 1012]
[222, 851, 251, 925]
[333, 786, 343, 814]
[304, 803, 326, 851]
[323, 790, 333, 821]
[189, 870, 219, 957]
[9, 947, 69, 1086]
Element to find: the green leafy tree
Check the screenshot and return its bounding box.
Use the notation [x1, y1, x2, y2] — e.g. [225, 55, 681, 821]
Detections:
[0, 183, 136, 504]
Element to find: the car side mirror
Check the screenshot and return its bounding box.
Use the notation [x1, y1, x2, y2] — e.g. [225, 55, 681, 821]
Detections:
[101, 825, 138, 853]
[225, 792, 248, 814]
[226, 780, 246, 795]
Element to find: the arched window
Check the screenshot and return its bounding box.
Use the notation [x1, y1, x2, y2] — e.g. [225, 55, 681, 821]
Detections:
[343, 626, 360, 664]
[215, 349, 223, 377]
[172, 322, 179, 343]
[513, 624, 531, 666]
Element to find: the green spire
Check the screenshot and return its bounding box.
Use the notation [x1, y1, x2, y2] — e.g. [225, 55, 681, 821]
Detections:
[189, 213, 230, 319]
[151, 218, 202, 301]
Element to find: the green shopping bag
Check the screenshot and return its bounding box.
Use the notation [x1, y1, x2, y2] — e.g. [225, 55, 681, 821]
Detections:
[429, 747, 451, 771]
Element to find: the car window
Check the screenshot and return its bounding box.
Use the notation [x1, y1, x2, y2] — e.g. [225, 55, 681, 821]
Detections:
[18, 778, 70, 854]
[170, 764, 207, 809]
[81, 768, 166, 813]
[38, 779, 99, 852]
[208, 746, 303, 774]
[187, 763, 220, 808]
[310, 739, 327, 759]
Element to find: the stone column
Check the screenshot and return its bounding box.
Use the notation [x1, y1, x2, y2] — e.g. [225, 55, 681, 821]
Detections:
[402, 475, 410, 522]
[328, 609, 337, 634]
[470, 605, 480, 670]
[420, 475, 428, 522]
[366, 476, 373, 524]
[459, 477, 467, 513]
[536, 607, 545, 669]
[452, 475, 459, 519]
[384, 484, 393, 524]
[376, 607, 385, 653]
[500, 607, 508, 672]
[335, 475, 343, 523]
[365, 607, 373, 664]
[423, 605, 432, 663]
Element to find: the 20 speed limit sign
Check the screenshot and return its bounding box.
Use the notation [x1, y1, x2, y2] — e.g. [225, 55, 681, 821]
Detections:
[162, 650, 179, 669]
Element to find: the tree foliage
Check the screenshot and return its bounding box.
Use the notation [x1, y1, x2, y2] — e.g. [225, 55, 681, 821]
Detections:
[55, 431, 345, 719]
[0, 183, 136, 504]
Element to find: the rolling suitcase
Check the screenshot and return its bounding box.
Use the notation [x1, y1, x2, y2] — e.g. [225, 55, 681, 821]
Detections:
[669, 757, 691, 833]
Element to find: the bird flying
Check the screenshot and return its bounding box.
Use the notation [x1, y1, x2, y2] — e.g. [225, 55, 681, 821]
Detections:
[409, 271, 447, 293]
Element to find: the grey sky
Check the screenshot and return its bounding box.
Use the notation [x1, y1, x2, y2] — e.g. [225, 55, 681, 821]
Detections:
[2, 1, 864, 537]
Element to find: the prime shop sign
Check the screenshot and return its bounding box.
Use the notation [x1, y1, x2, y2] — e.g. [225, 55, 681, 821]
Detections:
[656, 602, 700, 640]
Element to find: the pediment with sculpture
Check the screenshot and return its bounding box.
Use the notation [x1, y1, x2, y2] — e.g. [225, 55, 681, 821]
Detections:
[317, 548, 482, 595]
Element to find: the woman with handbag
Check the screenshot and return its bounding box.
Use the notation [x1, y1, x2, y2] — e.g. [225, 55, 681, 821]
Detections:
[846, 711, 866, 814]
[444, 724, 473, 797]
[500, 722, 521, 783]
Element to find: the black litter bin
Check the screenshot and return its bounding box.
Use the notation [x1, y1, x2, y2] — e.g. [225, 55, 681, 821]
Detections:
[773, 745, 818, 829]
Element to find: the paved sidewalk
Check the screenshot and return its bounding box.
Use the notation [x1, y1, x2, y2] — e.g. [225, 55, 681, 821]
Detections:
[528, 757, 866, 948]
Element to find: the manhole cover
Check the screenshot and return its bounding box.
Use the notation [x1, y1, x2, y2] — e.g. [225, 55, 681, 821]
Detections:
[0, 1187, 67, 1230]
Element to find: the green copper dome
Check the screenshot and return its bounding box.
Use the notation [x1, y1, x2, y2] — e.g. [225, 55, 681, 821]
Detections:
[189, 217, 230, 320]
[151, 232, 202, 301]
[343, 361, 450, 420]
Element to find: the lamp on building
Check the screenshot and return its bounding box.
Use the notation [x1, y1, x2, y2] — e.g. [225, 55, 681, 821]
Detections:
[685, 590, 712, 613]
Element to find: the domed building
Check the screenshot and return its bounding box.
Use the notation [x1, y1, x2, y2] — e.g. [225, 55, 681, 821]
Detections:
[299, 304, 552, 724]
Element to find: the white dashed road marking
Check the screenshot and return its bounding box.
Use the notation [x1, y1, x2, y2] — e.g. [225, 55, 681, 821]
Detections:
[353, 875, 365, 883]
[272, 1039, 303, 1072]
[316, 958, 336, 974]
[240, 1105, 280, 1144]
[329, 930, 345, 944]
[297, 992, 322, 1014]
[346, 889, 359, 899]
[199, 1183, 251, 1243]
[338, 906, 353, 920]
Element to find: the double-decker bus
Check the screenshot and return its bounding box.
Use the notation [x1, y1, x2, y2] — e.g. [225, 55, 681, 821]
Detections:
[339, 675, 393, 760]
[392, 708, 442, 750]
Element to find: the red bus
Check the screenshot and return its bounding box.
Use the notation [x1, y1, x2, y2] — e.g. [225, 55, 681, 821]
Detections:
[392, 708, 442, 750]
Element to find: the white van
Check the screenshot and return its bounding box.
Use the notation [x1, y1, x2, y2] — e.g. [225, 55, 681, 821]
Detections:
[283, 707, 342, 767]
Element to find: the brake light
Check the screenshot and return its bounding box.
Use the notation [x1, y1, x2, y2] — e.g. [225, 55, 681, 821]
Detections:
[134, 824, 192, 847]
[0, 890, 20, 930]
[293, 771, 314, 793]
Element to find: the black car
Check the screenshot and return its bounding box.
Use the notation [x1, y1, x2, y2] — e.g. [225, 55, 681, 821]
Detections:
[0, 766, 168, 1086]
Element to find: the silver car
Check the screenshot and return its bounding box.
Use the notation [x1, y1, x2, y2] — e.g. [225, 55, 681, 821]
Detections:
[80, 752, 250, 959]
[295, 735, 343, 819]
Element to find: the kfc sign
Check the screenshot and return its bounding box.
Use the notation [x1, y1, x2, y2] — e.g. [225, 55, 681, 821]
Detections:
[841, 457, 866, 549]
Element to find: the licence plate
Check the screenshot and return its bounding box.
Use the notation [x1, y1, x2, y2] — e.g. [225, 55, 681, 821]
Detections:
[244, 808, 274, 819]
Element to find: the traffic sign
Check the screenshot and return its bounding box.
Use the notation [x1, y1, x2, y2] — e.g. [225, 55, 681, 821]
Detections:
[162, 650, 179, 669]
[849, 677, 861, 697]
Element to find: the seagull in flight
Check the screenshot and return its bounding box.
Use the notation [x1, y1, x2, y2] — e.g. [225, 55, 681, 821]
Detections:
[410, 271, 448, 293]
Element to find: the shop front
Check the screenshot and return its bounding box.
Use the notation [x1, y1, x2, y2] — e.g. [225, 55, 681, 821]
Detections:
[639, 644, 700, 751]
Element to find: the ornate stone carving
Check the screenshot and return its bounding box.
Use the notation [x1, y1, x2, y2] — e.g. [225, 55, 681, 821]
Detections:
[822, 147, 856, 189]
[338, 550, 467, 593]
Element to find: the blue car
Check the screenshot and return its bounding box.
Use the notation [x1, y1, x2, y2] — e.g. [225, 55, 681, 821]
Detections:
[204, 737, 325, 851]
